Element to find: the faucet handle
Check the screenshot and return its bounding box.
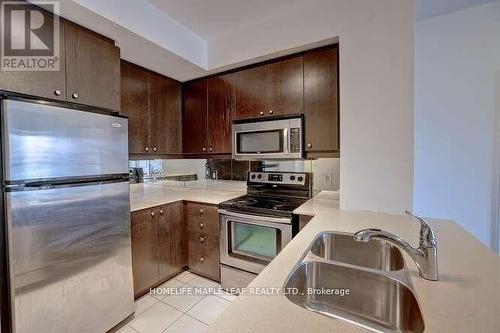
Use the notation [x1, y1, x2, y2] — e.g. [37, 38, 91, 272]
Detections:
[405, 210, 437, 248]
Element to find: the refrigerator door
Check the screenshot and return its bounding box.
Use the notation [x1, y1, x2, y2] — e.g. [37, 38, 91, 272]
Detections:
[1, 99, 128, 183]
[4, 181, 134, 333]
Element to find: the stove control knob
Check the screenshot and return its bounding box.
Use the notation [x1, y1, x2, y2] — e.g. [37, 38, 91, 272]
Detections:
[251, 174, 256, 179]
[290, 175, 296, 181]
[257, 174, 262, 179]
[297, 176, 304, 182]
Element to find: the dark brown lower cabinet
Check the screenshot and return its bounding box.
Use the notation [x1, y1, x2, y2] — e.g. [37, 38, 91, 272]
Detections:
[131, 208, 159, 297]
[169, 202, 187, 274]
[188, 232, 220, 281]
[131, 202, 186, 298]
[186, 202, 220, 281]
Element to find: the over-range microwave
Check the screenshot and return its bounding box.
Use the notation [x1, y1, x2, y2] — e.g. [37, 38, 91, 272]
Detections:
[232, 116, 303, 160]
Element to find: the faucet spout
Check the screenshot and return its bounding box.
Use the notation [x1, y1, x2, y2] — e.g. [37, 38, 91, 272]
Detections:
[353, 213, 439, 281]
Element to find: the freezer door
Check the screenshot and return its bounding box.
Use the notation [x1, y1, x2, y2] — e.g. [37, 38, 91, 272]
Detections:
[4, 181, 134, 333]
[1, 99, 128, 183]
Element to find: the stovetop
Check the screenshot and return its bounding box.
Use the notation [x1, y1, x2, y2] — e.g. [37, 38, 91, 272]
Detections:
[219, 194, 308, 218]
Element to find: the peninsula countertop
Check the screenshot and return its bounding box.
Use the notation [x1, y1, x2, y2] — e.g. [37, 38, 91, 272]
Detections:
[129, 180, 247, 211]
[209, 202, 500, 332]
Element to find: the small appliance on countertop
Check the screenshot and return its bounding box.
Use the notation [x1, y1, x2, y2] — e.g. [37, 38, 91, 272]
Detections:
[219, 171, 312, 290]
[129, 167, 144, 183]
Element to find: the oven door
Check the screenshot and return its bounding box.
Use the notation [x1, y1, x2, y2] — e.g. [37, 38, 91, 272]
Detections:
[219, 210, 293, 274]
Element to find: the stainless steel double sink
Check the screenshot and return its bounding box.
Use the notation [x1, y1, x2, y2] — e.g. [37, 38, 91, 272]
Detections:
[284, 232, 424, 332]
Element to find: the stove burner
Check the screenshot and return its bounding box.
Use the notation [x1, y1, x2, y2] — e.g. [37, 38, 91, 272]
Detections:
[220, 194, 307, 218]
[235, 198, 258, 205]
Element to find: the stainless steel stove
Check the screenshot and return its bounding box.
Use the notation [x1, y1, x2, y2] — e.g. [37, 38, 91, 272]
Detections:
[219, 171, 312, 290]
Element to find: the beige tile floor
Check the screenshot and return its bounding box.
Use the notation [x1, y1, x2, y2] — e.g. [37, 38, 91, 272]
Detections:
[116, 271, 236, 333]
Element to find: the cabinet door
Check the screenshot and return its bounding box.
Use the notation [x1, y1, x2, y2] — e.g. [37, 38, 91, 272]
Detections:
[121, 61, 150, 154]
[65, 22, 120, 110]
[150, 73, 182, 154]
[0, 14, 66, 100]
[207, 74, 234, 154]
[168, 202, 186, 274]
[158, 206, 172, 280]
[265, 55, 304, 117]
[304, 47, 339, 152]
[131, 209, 159, 297]
[235, 66, 266, 120]
[183, 79, 208, 154]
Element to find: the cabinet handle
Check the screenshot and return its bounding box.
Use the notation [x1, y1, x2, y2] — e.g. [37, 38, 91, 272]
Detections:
[200, 257, 204, 263]
[159, 209, 164, 216]
[145, 147, 149, 152]
[199, 209, 204, 215]
[150, 211, 155, 217]
[54, 89, 62, 96]
[72, 93, 79, 99]
[307, 143, 312, 149]
[268, 110, 274, 115]
[202, 147, 207, 152]
[200, 236, 205, 243]
[260, 111, 264, 116]
[199, 223, 204, 229]
[209, 147, 213, 152]
[153, 147, 157, 152]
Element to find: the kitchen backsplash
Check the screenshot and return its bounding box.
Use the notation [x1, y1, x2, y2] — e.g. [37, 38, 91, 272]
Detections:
[129, 158, 340, 191]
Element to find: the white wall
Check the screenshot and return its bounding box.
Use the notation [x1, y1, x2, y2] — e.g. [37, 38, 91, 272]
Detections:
[210, 0, 415, 213]
[414, 1, 500, 248]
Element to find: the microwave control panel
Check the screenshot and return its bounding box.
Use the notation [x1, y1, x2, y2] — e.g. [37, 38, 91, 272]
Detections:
[289, 128, 301, 153]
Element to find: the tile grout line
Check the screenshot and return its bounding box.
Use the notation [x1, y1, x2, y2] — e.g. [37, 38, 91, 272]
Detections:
[183, 312, 212, 327]
[157, 280, 209, 332]
[126, 325, 140, 333]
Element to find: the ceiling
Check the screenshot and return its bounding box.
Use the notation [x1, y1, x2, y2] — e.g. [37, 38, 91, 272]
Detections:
[54, 0, 498, 81]
[146, 0, 305, 40]
[416, 0, 498, 20]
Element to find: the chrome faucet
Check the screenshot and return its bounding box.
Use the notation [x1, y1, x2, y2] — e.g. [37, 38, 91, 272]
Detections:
[353, 210, 438, 281]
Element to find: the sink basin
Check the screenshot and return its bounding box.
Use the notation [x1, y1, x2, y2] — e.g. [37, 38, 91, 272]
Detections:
[285, 261, 424, 333]
[310, 232, 404, 271]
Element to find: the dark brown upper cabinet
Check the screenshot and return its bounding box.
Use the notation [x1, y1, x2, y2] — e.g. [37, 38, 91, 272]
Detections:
[207, 74, 234, 154]
[304, 46, 339, 155]
[0, 17, 120, 111]
[235, 55, 303, 120]
[121, 61, 150, 155]
[235, 66, 266, 120]
[183, 74, 235, 155]
[121, 61, 183, 157]
[149, 73, 182, 155]
[65, 21, 120, 110]
[265, 55, 304, 117]
[0, 12, 66, 101]
[183, 79, 208, 154]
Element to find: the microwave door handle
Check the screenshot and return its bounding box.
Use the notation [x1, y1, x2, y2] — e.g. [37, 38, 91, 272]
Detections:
[283, 128, 289, 155]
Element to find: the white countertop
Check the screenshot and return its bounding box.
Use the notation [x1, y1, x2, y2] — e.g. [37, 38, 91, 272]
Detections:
[294, 190, 340, 215]
[209, 201, 500, 332]
[129, 180, 246, 211]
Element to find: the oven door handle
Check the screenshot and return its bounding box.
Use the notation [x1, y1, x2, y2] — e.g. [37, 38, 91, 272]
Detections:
[218, 209, 292, 224]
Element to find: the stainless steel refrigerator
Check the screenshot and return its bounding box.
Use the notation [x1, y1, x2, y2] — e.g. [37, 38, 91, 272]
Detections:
[0, 97, 134, 333]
